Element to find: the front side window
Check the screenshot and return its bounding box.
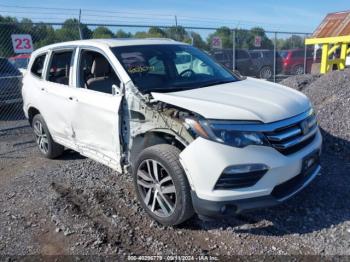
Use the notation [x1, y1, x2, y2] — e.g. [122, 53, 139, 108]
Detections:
[112, 44, 238, 93]
[30, 54, 46, 78]
[78, 50, 120, 94]
[47, 50, 73, 85]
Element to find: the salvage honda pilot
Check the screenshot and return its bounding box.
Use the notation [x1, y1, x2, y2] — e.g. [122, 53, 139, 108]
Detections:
[22, 39, 322, 226]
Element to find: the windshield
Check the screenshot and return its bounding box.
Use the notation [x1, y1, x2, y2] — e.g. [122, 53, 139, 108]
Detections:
[112, 44, 238, 93]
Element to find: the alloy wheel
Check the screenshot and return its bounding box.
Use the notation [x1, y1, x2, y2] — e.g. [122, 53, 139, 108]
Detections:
[33, 120, 49, 154]
[260, 67, 272, 79]
[136, 159, 177, 217]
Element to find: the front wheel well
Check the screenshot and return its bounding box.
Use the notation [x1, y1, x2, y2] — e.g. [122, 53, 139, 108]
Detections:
[28, 107, 40, 126]
[129, 131, 187, 169]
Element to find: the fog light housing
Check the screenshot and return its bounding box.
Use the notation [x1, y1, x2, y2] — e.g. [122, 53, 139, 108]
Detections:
[214, 164, 269, 190]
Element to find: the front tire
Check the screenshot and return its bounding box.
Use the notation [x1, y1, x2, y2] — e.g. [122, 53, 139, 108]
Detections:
[259, 66, 273, 79]
[133, 144, 194, 226]
[32, 114, 64, 159]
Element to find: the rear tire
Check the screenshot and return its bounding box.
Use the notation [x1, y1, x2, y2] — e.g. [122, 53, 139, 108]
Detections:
[293, 65, 304, 75]
[32, 114, 64, 159]
[133, 144, 194, 226]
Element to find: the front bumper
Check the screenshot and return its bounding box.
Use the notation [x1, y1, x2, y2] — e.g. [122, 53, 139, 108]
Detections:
[179, 128, 322, 216]
[191, 164, 321, 217]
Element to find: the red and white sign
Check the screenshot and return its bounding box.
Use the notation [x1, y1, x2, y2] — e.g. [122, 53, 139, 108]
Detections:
[254, 36, 262, 48]
[11, 34, 33, 54]
[212, 36, 222, 49]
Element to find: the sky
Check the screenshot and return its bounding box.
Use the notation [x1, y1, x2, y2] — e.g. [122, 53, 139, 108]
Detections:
[1, 0, 349, 33]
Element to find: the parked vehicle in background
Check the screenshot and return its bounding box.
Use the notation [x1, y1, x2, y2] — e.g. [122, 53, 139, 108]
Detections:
[279, 49, 321, 75]
[23, 39, 322, 226]
[249, 50, 283, 79]
[8, 54, 31, 74]
[210, 49, 256, 76]
[0, 57, 22, 107]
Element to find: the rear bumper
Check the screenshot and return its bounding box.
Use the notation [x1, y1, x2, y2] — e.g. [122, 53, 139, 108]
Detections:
[191, 164, 321, 218]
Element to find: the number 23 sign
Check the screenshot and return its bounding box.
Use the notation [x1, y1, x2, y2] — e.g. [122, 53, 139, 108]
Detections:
[11, 34, 33, 53]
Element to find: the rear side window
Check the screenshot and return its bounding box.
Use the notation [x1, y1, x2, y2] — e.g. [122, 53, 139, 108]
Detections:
[48, 50, 73, 85]
[236, 50, 250, 59]
[291, 51, 304, 58]
[249, 52, 260, 59]
[31, 54, 46, 78]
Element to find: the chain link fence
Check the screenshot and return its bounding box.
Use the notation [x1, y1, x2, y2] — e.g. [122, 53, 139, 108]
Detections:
[0, 20, 313, 131]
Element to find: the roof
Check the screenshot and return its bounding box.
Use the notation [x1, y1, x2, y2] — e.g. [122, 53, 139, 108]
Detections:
[33, 38, 182, 54]
[313, 10, 350, 38]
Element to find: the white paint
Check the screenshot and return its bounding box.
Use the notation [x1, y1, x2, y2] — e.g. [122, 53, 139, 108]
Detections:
[152, 77, 311, 123]
[180, 130, 322, 201]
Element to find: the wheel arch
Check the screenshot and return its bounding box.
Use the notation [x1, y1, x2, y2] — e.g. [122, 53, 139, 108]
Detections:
[28, 106, 41, 126]
[129, 130, 188, 168]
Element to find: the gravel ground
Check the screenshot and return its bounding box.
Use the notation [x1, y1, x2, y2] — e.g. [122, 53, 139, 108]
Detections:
[281, 69, 350, 158]
[0, 72, 350, 258]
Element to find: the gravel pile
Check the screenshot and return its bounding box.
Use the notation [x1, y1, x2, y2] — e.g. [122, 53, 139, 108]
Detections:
[281, 70, 350, 158]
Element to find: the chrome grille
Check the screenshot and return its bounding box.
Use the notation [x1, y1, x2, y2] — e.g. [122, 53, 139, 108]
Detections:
[265, 114, 318, 155]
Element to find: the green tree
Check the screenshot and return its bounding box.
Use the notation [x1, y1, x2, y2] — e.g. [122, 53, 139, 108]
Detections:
[166, 26, 190, 42]
[92, 26, 114, 39]
[207, 27, 233, 49]
[55, 19, 91, 41]
[190, 32, 208, 50]
[0, 16, 21, 56]
[148, 26, 167, 38]
[235, 27, 273, 49]
[115, 29, 133, 38]
[279, 35, 304, 49]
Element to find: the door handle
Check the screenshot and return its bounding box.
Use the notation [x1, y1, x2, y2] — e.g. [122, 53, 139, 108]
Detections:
[41, 88, 45, 91]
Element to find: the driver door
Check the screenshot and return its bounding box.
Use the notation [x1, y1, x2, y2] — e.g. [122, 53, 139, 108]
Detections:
[71, 48, 123, 171]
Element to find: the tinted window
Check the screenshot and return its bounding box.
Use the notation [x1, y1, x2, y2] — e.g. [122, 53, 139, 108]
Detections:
[249, 52, 260, 59]
[262, 51, 274, 58]
[291, 50, 304, 58]
[48, 51, 73, 85]
[31, 54, 46, 78]
[236, 50, 249, 59]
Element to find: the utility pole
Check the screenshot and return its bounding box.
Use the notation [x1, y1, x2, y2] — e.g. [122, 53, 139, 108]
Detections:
[78, 9, 83, 40]
[174, 15, 178, 41]
[273, 32, 277, 82]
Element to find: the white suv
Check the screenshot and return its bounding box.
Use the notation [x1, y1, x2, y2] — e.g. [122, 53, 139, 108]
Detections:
[22, 39, 322, 226]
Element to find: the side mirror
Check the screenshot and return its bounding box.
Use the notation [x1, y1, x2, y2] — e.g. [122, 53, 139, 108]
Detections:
[112, 83, 123, 96]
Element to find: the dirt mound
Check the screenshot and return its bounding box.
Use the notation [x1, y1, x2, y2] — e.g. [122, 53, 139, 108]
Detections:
[280, 74, 321, 91]
[282, 70, 350, 158]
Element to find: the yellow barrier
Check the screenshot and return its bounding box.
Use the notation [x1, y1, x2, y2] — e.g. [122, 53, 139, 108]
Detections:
[305, 36, 350, 74]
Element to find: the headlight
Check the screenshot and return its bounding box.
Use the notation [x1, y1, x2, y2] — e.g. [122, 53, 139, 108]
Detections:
[184, 118, 269, 148]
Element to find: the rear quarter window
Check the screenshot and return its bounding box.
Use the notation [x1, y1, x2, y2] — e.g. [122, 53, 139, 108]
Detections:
[31, 54, 47, 78]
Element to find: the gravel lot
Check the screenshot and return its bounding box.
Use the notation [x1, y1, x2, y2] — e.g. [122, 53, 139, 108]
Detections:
[0, 71, 350, 258]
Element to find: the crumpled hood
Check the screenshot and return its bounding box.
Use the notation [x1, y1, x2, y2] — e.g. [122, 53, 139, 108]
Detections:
[151, 77, 311, 123]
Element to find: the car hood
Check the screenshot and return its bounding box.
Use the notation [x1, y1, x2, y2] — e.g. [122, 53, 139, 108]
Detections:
[151, 77, 311, 123]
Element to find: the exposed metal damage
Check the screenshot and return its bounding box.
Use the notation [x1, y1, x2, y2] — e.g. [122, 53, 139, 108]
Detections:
[120, 82, 196, 173]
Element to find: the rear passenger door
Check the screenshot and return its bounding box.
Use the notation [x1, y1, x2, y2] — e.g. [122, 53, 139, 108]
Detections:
[40, 48, 76, 146]
[70, 48, 123, 170]
[236, 50, 254, 76]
